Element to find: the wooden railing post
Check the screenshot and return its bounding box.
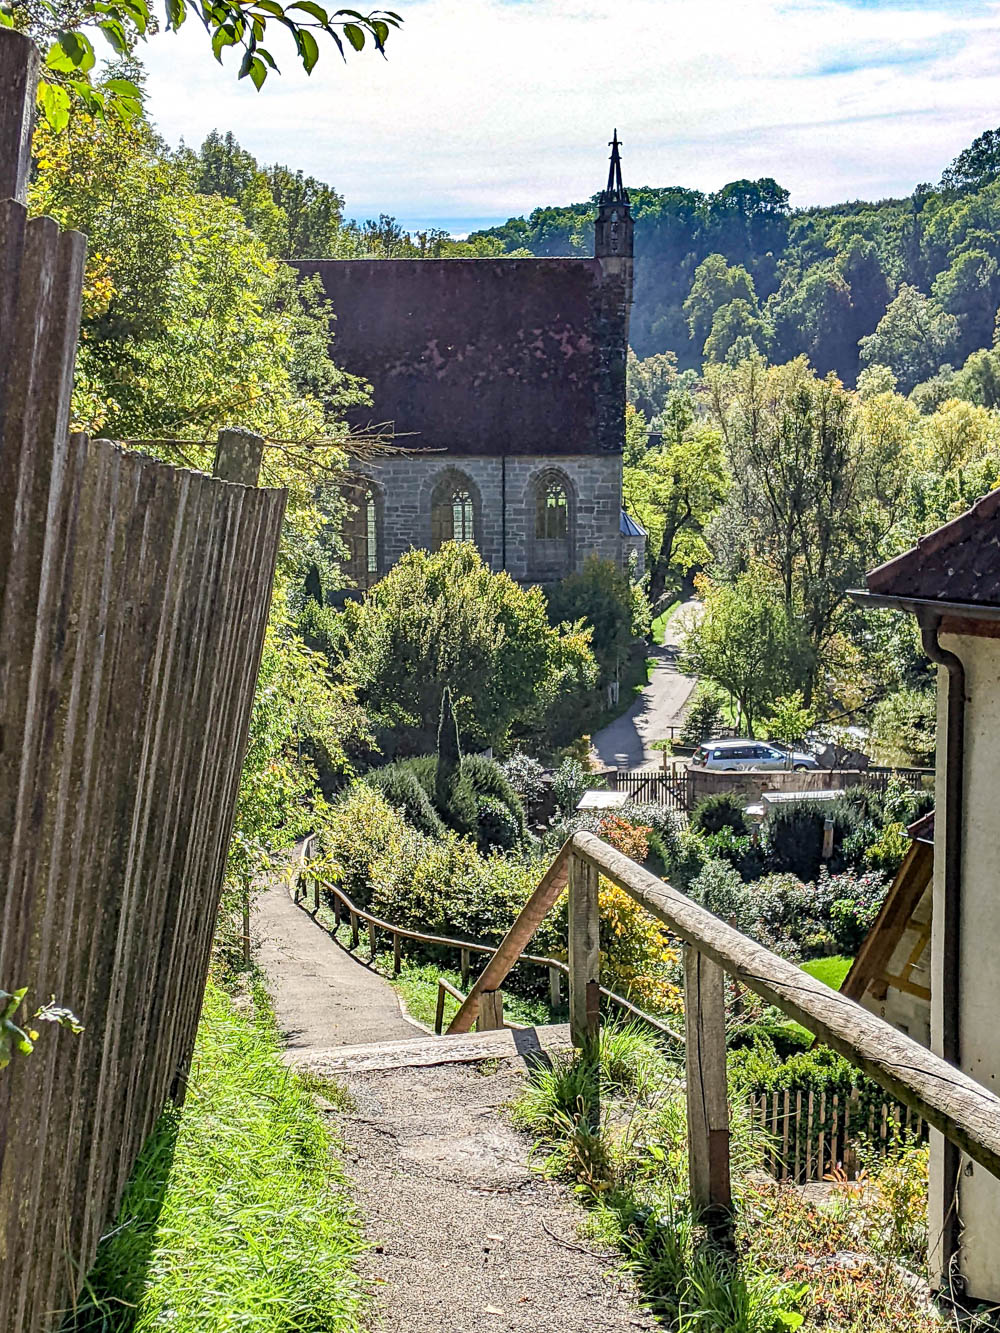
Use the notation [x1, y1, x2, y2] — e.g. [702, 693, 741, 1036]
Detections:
[478, 990, 504, 1030]
[460, 947, 470, 989]
[684, 946, 732, 1240]
[548, 965, 561, 1009]
[568, 852, 600, 1048]
[213, 426, 265, 486]
[350, 910, 359, 948]
[393, 931, 401, 976]
[312, 875, 320, 914]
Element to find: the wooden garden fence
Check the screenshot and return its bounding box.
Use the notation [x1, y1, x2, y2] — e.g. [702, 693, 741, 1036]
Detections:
[0, 30, 286, 1332]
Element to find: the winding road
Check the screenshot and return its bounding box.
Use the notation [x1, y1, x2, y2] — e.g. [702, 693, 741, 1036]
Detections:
[590, 599, 699, 770]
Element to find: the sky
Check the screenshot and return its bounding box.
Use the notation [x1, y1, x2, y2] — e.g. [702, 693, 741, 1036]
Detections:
[141, 0, 1000, 234]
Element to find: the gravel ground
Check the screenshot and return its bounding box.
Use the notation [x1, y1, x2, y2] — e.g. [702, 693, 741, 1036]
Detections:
[257, 878, 652, 1331]
[331, 1060, 655, 1333]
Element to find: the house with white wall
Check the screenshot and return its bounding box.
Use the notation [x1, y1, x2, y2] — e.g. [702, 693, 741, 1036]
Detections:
[853, 486, 1000, 1302]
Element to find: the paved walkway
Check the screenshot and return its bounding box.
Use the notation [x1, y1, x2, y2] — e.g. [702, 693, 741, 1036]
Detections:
[590, 599, 699, 769]
[256, 877, 419, 1050]
[256, 880, 652, 1332]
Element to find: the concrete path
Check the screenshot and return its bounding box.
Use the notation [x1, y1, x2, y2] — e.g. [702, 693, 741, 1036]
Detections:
[255, 877, 419, 1050]
[590, 599, 699, 770]
[256, 880, 652, 1332]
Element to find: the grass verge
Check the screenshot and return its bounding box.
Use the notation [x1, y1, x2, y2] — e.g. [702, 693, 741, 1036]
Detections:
[650, 599, 681, 646]
[65, 979, 365, 1332]
[513, 1022, 939, 1331]
[800, 956, 853, 990]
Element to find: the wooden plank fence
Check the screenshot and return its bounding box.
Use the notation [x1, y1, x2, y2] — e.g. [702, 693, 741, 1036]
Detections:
[0, 30, 286, 1332]
[751, 1088, 926, 1183]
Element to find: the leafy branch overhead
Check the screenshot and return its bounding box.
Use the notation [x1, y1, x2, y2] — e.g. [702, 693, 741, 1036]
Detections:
[0, 0, 401, 128]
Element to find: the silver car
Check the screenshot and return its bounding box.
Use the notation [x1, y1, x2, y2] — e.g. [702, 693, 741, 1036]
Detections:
[691, 740, 818, 772]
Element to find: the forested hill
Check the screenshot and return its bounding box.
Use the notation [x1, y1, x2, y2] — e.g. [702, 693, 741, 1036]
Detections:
[468, 128, 1000, 391]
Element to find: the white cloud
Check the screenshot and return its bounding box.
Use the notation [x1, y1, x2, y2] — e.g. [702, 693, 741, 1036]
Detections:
[140, 0, 1000, 223]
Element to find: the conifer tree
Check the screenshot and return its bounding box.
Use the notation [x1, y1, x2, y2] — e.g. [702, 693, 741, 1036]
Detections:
[435, 686, 462, 814]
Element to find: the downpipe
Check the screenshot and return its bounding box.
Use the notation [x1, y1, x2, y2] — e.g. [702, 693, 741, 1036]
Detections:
[919, 612, 966, 1288]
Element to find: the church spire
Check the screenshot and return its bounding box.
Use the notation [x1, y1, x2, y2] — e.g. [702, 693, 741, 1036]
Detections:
[594, 129, 634, 270]
[603, 128, 628, 204]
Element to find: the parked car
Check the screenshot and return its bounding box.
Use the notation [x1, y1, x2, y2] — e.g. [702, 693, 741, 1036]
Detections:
[690, 740, 819, 772]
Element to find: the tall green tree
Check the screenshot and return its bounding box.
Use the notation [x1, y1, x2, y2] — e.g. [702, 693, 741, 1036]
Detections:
[679, 573, 810, 736]
[859, 284, 960, 393]
[707, 356, 909, 696]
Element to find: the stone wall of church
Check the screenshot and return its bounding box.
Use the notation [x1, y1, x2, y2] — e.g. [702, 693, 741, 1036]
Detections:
[352, 452, 623, 584]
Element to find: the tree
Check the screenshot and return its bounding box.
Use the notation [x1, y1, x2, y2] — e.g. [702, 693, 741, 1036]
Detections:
[702, 298, 772, 364]
[683, 255, 758, 350]
[762, 691, 817, 747]
[678, 573, 810, 736]
[435, 686, 462, 813]
[4, 0, 400, 129]
[337, 543, 599, 753]
[626, 349, 682, 422]
[707, 356, 909, 698]
[941, 128, 1000, 193]
[544, 556, 641, 681]
[624, 427, 729, 601]
[859, 284, 960, 394]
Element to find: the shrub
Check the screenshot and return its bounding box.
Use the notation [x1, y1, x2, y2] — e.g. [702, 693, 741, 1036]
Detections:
[764, 798, 862, 880]
[662, 827, 711, 891]
[475, 796, 521, 853]
[318, 784, 412, 905]
[679, 683, 726, 747]
[865, 820, 909, 875]
[870, 687, 936, 767]
[552, 756, 597, 815]
[687, 859, 754, 928]
[701, 827, 766, 880]
[691, 792, 749, 836]
[366, 765, 446, 839]
[596, 817, 682, 1014]
[500, 750, 547, 808]
[462, 753, 526, 837]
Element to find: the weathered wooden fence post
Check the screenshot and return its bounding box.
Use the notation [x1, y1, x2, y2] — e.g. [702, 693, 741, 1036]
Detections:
[568, 852, 600, 1048]
[0, 29, 37, 204]
[213, 427, 265, 486]
[478, 990, 504, 1030]
[548, 965, 561, 1009]
[684, 946, 733, 1241]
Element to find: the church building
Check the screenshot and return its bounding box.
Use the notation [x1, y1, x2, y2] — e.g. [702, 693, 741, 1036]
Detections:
[294, 135, 641, 590]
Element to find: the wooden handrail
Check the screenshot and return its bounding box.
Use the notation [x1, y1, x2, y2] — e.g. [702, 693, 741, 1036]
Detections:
[568, 829, 1000, 1181]
[297, 855, 680, 1041]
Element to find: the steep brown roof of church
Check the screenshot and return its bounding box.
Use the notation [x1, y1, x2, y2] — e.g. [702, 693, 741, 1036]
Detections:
[866, 487, 1000, 607]
[291, 258, 628, 458]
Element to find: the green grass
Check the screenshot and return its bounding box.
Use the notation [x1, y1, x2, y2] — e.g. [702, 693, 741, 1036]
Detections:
[65, 980, 365, 1332]
[388, 960, 561, 1030]
[801, 955, 853, 990]
[650, 599, 681, 645]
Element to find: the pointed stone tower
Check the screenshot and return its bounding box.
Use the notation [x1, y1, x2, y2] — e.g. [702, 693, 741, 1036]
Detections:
[594, 129, 634, 335]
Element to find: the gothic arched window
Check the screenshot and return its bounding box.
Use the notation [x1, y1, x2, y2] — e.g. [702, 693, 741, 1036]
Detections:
[365, 488, 379, 574]
[431, 473, 477, 550]
[536, 480, 569, 541]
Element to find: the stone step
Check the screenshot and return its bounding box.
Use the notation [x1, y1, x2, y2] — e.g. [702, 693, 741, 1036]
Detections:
[288, 1022, 572, 1075]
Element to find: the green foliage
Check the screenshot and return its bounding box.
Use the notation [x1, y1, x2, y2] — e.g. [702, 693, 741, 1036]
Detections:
[544, 556, 641, 680]
[859, 285, 960, 394]
[9, 0, 400, 130]
[337, 543, 598, 754]
[366, 765, 446, 840]
[680, 571, 811, 736]
[499, 750, 547, 811]
[763, 799, 859, 883]
[435, 686, 462, 815]
[67, 982, 364, 1331]
[864, 821, 910, 876]
[551, 757, 598, 816]
[762, 691, 816, 747]
[870, 688, 937, 767]
[624, 427, 729, 601]
[679, 683, 727, 747]
[691, 792, 750, 837]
